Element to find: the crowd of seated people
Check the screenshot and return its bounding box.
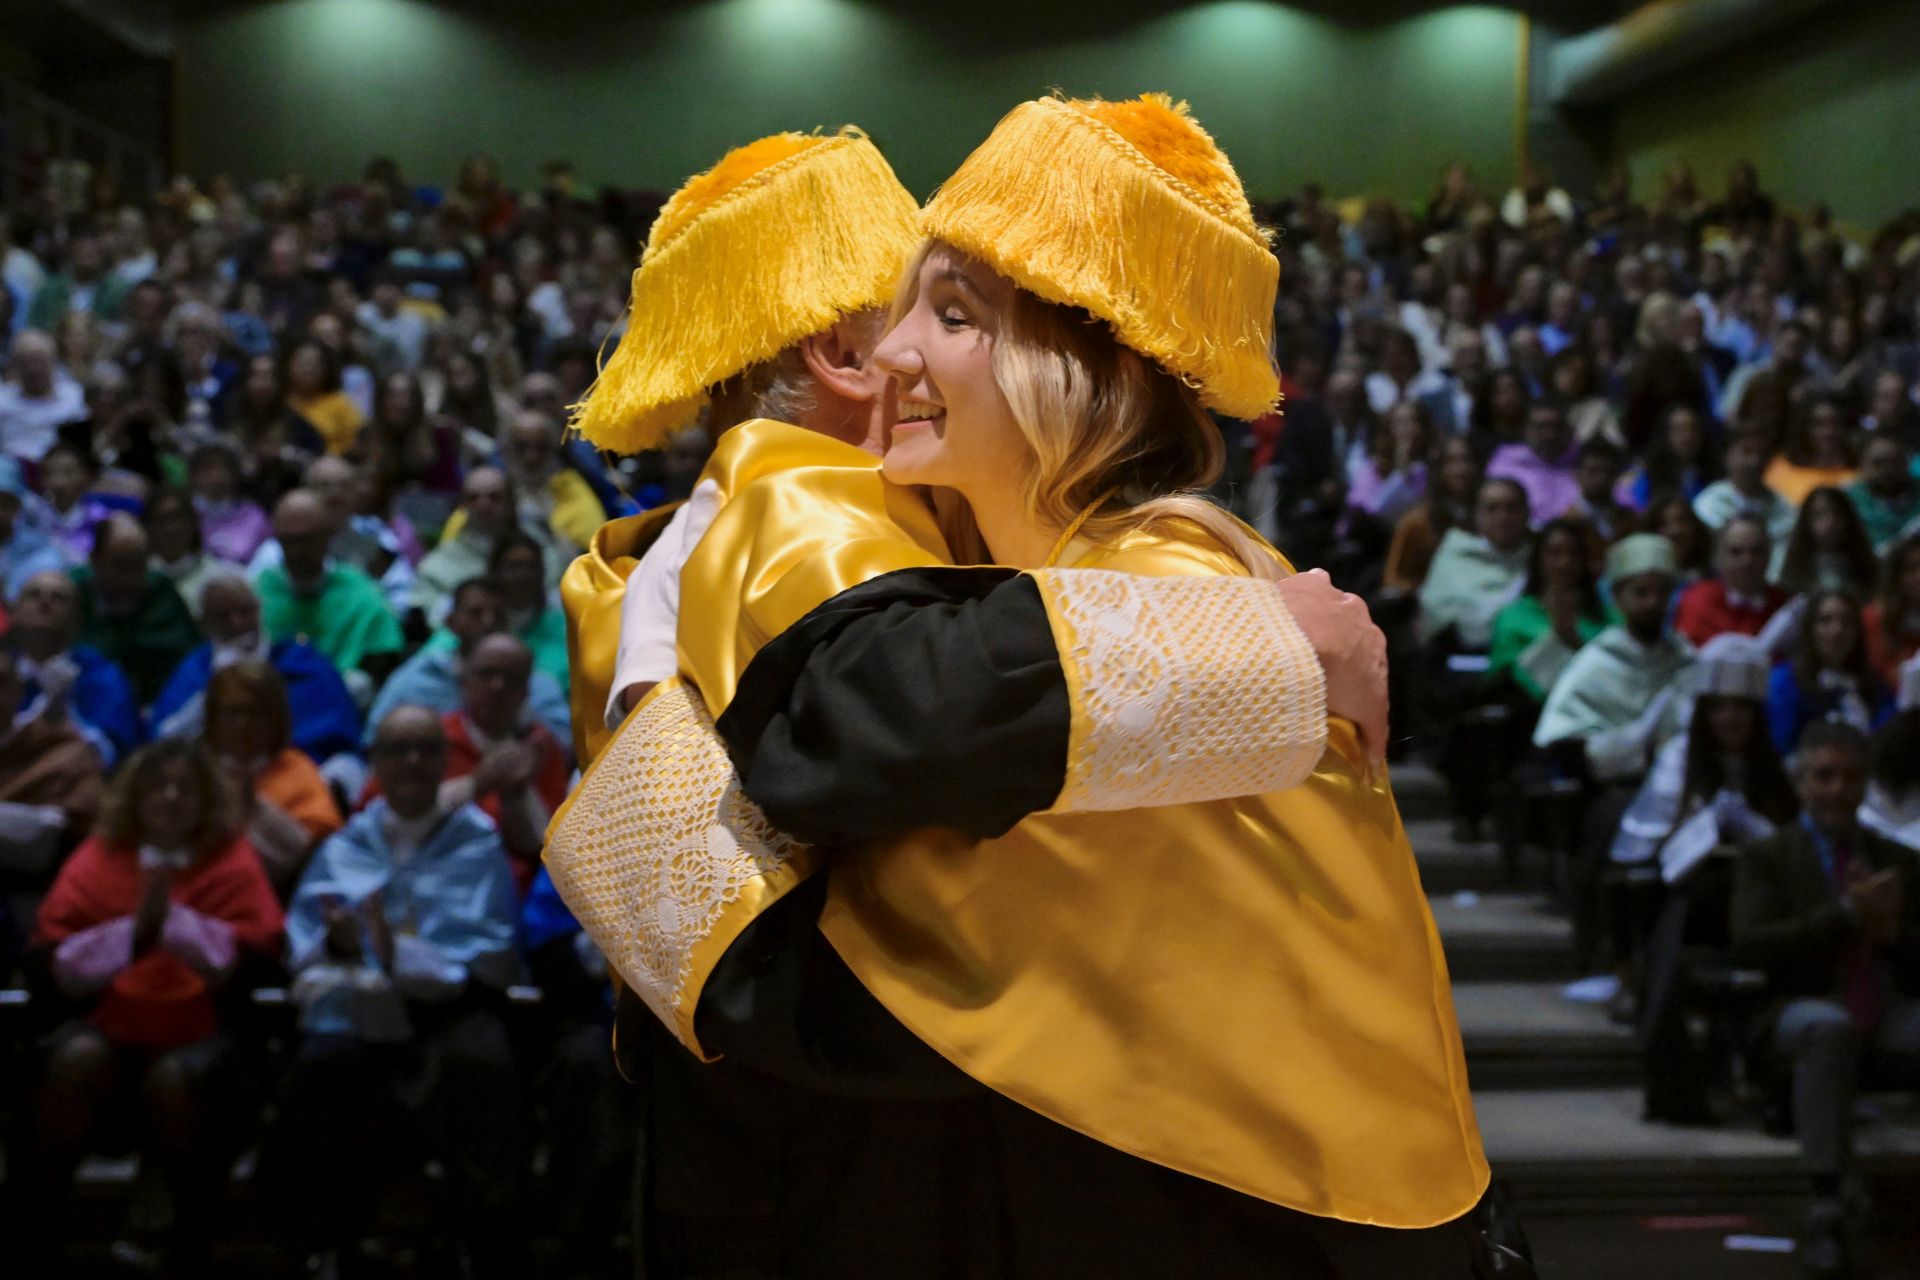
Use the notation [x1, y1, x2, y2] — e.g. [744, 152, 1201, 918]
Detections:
[1238, 157, 1920, 1274]
[0, 155, 667, 1274]
[1, 147, 1920, 1274]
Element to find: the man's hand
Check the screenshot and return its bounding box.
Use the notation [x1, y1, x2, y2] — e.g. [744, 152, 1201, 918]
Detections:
[321, 896, 363, 961]
[618, 681, 657, 715]
[1275, 568, 1389, 768]
[36, 653, 78, 721]
[474, 741, 536, 796]
[362, 890, 396, 972]
[1847, 864, 1903, 946]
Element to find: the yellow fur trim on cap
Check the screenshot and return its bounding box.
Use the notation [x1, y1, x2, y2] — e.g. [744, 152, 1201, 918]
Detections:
[922, 94, 1280, 420]
[572, 129, 920, 453]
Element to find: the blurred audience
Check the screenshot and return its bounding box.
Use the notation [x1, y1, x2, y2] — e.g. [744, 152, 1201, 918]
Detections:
[1673, 514, 1790, 648]
[26, 740, 283, 1269]
[203, 660, 343, 894]
[1733, 723, 1920, 1273]
[277, 705, 524, 1276]
[0, 138, 1917, 1272]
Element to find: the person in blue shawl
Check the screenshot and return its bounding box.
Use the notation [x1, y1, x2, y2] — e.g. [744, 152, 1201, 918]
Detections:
[365, 576, 570, 747]
[10, 569, 141, 764]
[274, 705, 526, 1275]
[0, 457, 71, 597]
[150, 573, 361, 761]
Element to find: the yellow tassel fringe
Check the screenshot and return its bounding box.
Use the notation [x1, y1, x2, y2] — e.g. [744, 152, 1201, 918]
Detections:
[923, 95, 1281, 421]
[571, 129, 921, 454]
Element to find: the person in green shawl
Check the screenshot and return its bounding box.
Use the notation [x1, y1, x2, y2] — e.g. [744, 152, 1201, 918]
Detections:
[254, 490, 404, 685]
[1845, 433, 1920, 554]
[416, 531, 568, 689]
[1488, 517, 1611, 703]
[71, 515, 201, 703]
[1417, 476, 1532, 651]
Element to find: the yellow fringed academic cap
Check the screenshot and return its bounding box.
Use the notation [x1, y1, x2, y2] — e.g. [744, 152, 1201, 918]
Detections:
[922, 94, 1280, 420]
[571, 129, 920, 453]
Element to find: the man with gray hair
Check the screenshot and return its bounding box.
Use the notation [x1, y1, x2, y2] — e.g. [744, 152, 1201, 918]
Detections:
[151, 570, 362, 764]
[0, 329, 86, 461]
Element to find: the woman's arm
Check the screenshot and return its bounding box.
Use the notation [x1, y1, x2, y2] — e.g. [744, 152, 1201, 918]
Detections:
[715, 568, 1066, 845]
[51, 917, 135, 998]
[717, 566, 1332, 846]
[248, 796, 318, 890]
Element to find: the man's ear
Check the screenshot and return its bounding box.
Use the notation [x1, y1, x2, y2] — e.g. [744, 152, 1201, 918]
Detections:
[800, 314, 886, 403]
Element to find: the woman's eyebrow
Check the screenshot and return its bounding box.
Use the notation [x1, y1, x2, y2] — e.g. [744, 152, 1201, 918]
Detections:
[932, 266, 988, 301]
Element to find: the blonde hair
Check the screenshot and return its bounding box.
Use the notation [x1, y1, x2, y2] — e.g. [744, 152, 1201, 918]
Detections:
[895, 241, 1280, 579]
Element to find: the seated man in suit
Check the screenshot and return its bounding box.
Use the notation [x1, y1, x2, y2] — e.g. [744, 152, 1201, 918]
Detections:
[1733, 720, 1920, 1277]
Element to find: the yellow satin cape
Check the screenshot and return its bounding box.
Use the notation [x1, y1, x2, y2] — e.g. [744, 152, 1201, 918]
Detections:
[554, 420, 950, 1052]
[568, 419, 1487, 1228]
[559, 419, 951, 764]
[820, 528, 1488, 1228]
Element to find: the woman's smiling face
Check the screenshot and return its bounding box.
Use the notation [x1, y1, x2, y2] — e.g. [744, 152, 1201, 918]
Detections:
[872, 244, 1031, 496]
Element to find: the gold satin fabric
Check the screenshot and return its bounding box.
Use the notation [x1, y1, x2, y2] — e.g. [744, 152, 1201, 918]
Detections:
[553, 418, 949, 1057]
[559, 419, 1487, 1227]
[560, 504, 679, 767]
[673, 421, 951, 714]
[559, 416, 947, 763]
[819, 527, 1489, 1229]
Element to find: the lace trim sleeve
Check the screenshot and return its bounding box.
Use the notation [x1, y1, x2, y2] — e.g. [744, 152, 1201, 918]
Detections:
[544, 679, 809, 1057]
[1030, 570, 1328, 812]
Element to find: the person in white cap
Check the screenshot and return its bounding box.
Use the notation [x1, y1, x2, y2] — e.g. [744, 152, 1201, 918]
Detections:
[1626, 634, 1801, 1115]
[1612, 634, 1797, 884]
[1535, 532, 1697, 783]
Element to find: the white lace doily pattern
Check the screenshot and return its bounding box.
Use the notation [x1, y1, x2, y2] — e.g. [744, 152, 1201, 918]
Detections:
[1033, 569, 1328, 812]
[544, 679, 801, 1050]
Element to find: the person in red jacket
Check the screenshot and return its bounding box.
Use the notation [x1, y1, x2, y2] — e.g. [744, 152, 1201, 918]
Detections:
[26, 738, 284, 1271]
[1674, 512, 1790, 648]
[361, 633, 566, 892]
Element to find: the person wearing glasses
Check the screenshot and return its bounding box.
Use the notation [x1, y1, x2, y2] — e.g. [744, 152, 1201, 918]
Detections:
[276, 704, 523, 1276]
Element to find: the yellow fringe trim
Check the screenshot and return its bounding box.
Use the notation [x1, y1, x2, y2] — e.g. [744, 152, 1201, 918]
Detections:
[923, 96, 1281, 421]
[571, 130, 921, 454]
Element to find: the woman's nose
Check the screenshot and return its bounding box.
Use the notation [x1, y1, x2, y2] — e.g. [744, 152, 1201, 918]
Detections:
[871, 330, 920, 382]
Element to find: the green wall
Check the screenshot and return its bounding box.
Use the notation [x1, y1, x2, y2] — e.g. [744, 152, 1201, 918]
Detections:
[1612, 0, 1919, 229]
[173, 0, 1522, 205]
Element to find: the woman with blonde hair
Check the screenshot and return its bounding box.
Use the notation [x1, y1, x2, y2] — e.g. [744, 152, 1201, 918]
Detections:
[681, 94, 1503, 1274]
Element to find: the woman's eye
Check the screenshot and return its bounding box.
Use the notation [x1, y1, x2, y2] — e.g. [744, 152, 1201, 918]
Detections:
[937, 310, 970, 331]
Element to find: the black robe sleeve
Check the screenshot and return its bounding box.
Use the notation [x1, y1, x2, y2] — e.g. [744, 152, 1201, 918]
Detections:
[714, 566, 1073, 846]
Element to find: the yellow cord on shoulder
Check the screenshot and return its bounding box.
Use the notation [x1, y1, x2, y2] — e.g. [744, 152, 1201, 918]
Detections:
[1044, 490, 1117, 568]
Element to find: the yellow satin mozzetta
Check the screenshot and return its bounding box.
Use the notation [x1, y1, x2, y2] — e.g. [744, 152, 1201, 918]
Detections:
[818, 525, 1489, 1229]
[560, 505, 679, 766]
[551, 419, 950, 1056]
[674, 422, 951, 716]
[558, 417, 949, 764]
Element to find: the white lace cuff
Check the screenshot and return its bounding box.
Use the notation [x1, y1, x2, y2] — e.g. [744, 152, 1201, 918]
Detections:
[544, 678, 809, 1058]
[1029, 570, 1328, 812]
